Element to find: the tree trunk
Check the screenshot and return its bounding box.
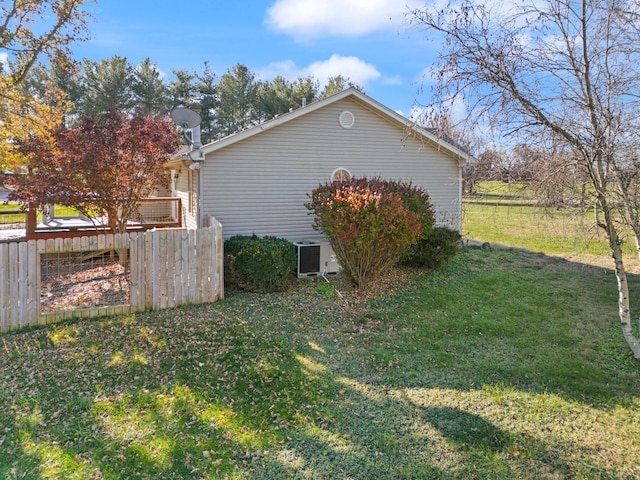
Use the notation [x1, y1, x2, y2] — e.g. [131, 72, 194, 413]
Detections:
[107, 211, 129, 265]
[609, 244, 640, 359]
[615, 180, 640, 261]
[602, 200, 640, 359]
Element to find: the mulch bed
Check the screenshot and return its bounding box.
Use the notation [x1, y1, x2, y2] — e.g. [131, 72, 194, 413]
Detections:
[40, 251, 130, 313]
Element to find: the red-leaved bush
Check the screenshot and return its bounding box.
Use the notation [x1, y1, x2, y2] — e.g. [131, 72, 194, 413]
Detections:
[306, 177, 433, 289]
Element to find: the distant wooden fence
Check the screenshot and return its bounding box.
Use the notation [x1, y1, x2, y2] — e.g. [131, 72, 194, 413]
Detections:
[0, 222, 224, 334]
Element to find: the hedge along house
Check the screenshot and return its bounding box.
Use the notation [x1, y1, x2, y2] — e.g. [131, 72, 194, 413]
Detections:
[166, 88, 474, 241]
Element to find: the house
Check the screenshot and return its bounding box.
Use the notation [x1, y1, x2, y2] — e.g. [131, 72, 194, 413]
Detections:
[166, 88, 473, 241]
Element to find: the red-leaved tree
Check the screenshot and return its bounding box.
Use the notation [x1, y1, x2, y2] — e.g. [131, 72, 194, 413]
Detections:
[9, 108, 180, 234]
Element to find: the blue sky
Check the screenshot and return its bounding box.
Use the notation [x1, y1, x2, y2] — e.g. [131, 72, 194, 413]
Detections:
[71, 0, 436, 118]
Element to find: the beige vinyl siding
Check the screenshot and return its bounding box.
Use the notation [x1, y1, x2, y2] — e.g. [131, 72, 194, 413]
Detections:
[200, 97, 461, 239]
[173, 169, 198, 230]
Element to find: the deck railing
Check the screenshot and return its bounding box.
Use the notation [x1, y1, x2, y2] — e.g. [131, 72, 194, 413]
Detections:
[23, 197, 183, 240]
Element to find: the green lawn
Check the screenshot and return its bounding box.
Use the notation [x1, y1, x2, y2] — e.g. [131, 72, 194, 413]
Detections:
[470, 181, 532, 196]
[0, 202, 27, 225]
[462, 202, 638, 258]
[0, 202, 80, 225]
[1, 248, 639, 479]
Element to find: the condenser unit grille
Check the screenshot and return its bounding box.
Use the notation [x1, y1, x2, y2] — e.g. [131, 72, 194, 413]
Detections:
[297, 244, 320, 275]
[293, 241, 341, 278]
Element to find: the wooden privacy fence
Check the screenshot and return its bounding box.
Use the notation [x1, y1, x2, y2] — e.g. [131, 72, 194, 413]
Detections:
[0, 222, 224, 334]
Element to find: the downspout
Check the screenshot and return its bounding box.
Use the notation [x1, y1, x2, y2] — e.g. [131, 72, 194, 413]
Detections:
[188, 109, 203, 227]
[198, 159, 204, 228]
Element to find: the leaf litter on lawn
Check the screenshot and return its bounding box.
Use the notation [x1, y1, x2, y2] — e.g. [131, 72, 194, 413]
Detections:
[1, 251, 639, 479]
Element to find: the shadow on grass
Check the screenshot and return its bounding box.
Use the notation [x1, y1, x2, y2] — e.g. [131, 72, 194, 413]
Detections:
[0, 309, 330, 478]
[423, 406, 511, 451]
[0, 304, 578, 479]
[0, 248, 639, 478]
[340, 249, 640, 407]
[248, 377, 577, 479]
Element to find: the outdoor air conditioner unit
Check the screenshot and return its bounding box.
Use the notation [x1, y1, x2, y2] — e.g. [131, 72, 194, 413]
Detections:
[293, 240, 341, 278]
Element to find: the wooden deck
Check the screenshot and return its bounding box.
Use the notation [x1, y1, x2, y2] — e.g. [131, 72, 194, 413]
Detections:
[22, 197, 183, 240]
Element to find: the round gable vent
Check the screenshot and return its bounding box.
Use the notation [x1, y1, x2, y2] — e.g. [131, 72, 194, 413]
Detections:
[339, 110, 355, 129]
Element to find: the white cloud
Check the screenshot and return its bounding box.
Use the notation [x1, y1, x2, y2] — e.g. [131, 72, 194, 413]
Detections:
[257, 60, 301, 80]
[409, 106, 431, 125]
[258, 54, 381, 88]
[306, 54, 381, 86]
[0, 53, 8, 67]
[266, 0, 422, 40]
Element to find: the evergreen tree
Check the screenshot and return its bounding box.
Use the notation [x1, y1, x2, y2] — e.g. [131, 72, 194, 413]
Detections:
[256, 75, 293, 121]
[215, 64, 258, 137]
[167, 69, 197, 109]
[25, 63, 83, 123]
[255, 75, 319, 122]
[79, 56, 135, 115]
[290, 75, 319, 107]
[194, 62, 218, 144]
[319, 75, 362, 99]
[132, 58, 168, 117]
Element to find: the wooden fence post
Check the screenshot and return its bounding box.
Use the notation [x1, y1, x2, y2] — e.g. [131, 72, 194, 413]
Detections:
[26, 203, 37, 236]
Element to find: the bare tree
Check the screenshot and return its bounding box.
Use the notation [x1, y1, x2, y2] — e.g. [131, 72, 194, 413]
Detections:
[410, 0, 640, 358]
[1, 0, 92, 86]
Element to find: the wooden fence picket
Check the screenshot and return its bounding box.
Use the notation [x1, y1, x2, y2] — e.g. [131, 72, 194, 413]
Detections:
[0, 223, 224, 333]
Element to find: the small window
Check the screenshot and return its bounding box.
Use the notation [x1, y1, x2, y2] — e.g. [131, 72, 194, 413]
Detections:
[331, 168, 352, 183]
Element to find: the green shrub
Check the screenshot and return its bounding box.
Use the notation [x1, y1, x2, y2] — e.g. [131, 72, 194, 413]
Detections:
[384, 180, 435, 239]
[224, 235, 254, 257]
[402, 226, 461, 269]
[224, 235, 296, 293]
[306, 177, 433, 289]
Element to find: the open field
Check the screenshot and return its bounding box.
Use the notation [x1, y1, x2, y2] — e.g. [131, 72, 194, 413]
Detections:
[1, 246, 639, 479]
[463, 202, 640, 271]
[470, 181, 532, 196]
[463, 203, 611, 254]
[465, 181, 535, 204]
